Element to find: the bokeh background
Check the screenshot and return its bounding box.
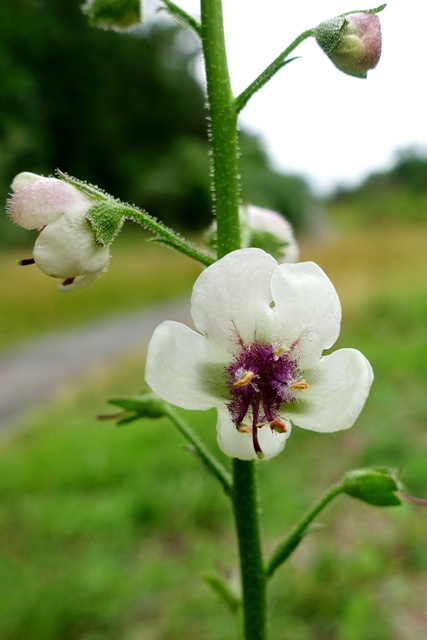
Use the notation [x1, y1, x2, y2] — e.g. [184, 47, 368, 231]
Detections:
[1, 1, 427, 639]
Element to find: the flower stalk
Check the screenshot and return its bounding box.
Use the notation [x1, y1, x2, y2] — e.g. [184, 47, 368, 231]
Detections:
[232, 459, 267, 640]
[265, 481, 345, 578]
[235, 29, 315, 115]
[200, 0, 240, 258]
[200, 2, 265, 637]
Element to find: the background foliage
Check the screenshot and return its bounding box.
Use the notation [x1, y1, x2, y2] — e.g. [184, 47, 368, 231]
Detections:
[1, 0, 312, 245]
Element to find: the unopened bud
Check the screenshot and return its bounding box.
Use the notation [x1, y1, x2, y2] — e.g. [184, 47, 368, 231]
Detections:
[343, 467, 401, 507]
[315, 11, 382, 78]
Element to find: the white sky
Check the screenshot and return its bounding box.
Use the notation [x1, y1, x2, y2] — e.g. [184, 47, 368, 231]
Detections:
[154, 0, 427, 195]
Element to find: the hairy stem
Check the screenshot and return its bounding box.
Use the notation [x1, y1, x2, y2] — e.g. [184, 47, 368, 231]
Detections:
[232, 459, 267, 640]
[200, 3, 266, 637]
[200, 0, 241, 258]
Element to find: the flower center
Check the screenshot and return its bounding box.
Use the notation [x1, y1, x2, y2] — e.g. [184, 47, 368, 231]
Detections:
[226, 342, 304, 457]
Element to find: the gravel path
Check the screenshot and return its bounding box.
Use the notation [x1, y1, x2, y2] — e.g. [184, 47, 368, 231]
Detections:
[0, 298, 191, 431]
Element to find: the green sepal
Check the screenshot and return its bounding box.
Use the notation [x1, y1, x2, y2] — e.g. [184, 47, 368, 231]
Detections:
[55, 169, 109, 201]
[82, 0, 143, 30]
[343, 467, 402, 507]
[86, 203, 126, 247]
[248, 229, 290, 262]
[342, 4, 387, 17]
[108, 392, 168, 422]
[314, 17, 346, 55]
[204, 573, 241, 613]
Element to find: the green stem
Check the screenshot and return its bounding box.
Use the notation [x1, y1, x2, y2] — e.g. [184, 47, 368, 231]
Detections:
[200, 3, 266, 637]
[120, 206, 214, 267]
[200, 0, 241, 258]
[232, 459, 266, 640]
[164, 406, 232, 496]
[265, 481, 345, 579]
[235, 29, 315, 114]
[57, 169, 214, 267]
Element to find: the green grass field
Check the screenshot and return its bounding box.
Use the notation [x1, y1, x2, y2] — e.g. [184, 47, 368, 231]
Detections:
[1, 219, 427, 640]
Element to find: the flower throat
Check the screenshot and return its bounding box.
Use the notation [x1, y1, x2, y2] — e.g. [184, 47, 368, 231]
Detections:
[226, 342, 305, 457]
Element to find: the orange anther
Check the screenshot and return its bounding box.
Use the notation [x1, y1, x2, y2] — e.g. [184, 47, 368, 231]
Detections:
[233, 370, 255, 388]
[289, 381, 309, 390]
[237, 423, 252, 434]
[269, 418, 287, 433]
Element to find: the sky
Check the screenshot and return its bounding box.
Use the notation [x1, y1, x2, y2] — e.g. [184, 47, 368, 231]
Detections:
[153, 0, 427, 195]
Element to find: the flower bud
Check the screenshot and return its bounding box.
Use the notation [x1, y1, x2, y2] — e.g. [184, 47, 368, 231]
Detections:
[343, 467, 401, 506]
[82, 0, 143, 31]
[8, 172, 110, 292]
[206, 204, 299, 264]
[102, 392, 168, 425]
[240, 205, 299, 263]
[315, 12, 382, 78]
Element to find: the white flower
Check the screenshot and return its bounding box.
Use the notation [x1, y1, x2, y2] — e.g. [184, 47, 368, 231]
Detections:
[240, 205, 299, 263]
[145, 248, 373, 461]
[8, 172, 110, 292]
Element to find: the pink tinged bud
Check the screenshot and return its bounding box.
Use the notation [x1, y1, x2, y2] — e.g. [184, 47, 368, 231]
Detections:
[315, 12, 382, 79]
[242, 205, 299, 263]
[8, 171, 109, 292]
[8, 173, 93, 230]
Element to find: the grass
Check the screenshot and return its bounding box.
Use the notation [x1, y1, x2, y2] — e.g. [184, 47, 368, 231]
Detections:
[0, 231, 202, 353]
[1, 218, 427, 639]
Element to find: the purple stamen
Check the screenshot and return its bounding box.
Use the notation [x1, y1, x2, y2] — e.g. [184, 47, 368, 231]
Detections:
[226, 342, 299, 455]
[18, 258, 36, 266]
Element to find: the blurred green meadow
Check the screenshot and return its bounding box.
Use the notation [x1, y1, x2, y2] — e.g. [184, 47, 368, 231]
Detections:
[1, 214, 427, 640]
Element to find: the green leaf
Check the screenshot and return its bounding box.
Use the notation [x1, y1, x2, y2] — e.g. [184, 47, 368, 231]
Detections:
[204, 573, 241, 613]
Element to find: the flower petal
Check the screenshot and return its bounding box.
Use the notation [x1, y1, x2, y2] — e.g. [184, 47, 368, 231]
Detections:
[33, 213, 110, 278]
[8, 176, 92, 230]
[145, 320, 229, 410]
[58, 270, 105, 292]
[11, 172, 42, 190]
[191, 248, 278, 350]
[271, 261, 341, 361]
[216, 408, 291, 460]
[287, 348, 373, 432]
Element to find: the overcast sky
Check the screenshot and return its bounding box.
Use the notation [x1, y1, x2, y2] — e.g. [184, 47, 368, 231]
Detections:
[154, 0, 427, 195]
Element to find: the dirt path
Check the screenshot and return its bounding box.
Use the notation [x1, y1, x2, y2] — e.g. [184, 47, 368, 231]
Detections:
[0, 298, 191, 431]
